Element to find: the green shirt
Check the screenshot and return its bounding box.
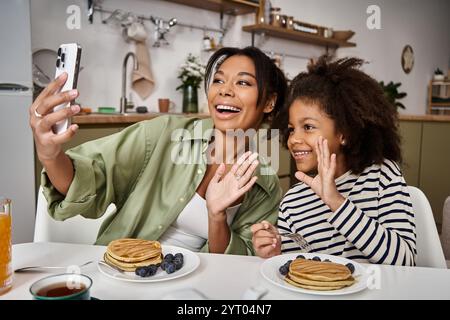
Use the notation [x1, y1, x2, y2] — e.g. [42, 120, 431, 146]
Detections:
[42, 115, 282, 255]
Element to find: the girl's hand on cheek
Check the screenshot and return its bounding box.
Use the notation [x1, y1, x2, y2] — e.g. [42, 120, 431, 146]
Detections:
[295, 136, 345, 212]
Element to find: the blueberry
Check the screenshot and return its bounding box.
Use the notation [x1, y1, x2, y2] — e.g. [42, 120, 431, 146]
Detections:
[312, 256, 321, 262]
[346, 263, 355, 274]
[279, 265, 289, 276]
[147, 265, 158, 276]
[173, 259, 183, 270]
[166, 263, 176, 274]
[164, 254, 174, 263]
[135, 266, 148, 277]
[174, 253, 184, 259]
[285, 259, 292, 266]
[296, 255, 305, 259]
[174, 256, 183, 264]
[161, 261, 168, 271]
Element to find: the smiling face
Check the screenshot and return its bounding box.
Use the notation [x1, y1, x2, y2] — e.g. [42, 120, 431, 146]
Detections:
[287, 99, 347, 176]
[207, 55, 273, 133]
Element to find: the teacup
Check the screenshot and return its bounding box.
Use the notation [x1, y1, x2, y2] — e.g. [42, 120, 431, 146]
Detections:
[29, 273, 92, 300]
[158, 98, 175, 113]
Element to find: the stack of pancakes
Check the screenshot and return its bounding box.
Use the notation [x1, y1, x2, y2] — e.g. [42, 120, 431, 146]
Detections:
[285, 258, 355, 291]
[104, 238, 163, 272]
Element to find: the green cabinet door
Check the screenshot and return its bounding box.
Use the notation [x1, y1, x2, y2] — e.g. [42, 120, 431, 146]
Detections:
[419, 122, 450, 227]
[398, 121, 422, 187]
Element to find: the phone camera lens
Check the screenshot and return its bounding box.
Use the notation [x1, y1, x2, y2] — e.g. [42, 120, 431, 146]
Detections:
[57, 48, 61, 56]
[56, 58, 60, 68]
[61, 53, 65, 62]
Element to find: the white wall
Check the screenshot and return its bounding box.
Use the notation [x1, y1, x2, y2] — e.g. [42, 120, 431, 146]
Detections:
[31, 0, 450, 115]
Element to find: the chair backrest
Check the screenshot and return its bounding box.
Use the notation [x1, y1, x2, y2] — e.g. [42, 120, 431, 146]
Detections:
[408, 186, 447, 268]
[33, 186, 116, 244]
[440, 196, 450, 260]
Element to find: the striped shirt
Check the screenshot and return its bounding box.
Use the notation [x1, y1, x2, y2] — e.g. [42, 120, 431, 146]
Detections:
[279, 159, 417, 266]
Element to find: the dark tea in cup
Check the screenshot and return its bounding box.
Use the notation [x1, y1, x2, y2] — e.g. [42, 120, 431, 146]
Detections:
[37, 282, 86, 297]
[30, 273, 92, 300]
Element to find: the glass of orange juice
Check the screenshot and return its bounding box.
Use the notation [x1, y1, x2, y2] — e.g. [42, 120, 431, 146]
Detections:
[0, 198, 12, 295]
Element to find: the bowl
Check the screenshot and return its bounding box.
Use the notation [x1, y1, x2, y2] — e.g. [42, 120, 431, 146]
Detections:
[332, 30, 355, 41]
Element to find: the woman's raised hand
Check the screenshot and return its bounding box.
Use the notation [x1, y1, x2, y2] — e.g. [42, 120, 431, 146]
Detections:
[29, 72, 80, 163]
[206, 151, 259, 221]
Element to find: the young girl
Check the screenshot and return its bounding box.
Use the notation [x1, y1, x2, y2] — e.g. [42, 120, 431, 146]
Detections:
[251, 56, 416, 266]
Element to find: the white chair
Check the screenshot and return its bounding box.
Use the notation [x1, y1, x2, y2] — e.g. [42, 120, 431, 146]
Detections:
[34, 186, 116, 244]
[440, 196, 450, 268]
[408, 186, 447, 268]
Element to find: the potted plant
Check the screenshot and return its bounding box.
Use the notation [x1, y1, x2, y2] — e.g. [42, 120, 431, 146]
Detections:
[379, 81, 407, 110]
[433, 68, 445, 81]
[176, 54, 205, 113]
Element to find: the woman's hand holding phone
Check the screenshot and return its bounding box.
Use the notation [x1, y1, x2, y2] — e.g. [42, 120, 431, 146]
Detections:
[30, 72, 81, 163]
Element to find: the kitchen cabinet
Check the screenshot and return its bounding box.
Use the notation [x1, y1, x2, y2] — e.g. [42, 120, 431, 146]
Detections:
[399, 121, 422, 187]
[419, 122, 450, 227]
[398, 115, 450, 230]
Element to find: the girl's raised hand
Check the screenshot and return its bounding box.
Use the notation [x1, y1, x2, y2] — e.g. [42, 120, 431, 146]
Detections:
[295, 136, 345, 211]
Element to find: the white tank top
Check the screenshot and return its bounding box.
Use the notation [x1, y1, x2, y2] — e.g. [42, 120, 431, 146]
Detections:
[159, 193, 241, 252]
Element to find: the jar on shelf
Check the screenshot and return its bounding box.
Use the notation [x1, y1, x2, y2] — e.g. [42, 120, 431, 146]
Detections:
[286, 16, 294, 30]
[270, 7, 282, 28]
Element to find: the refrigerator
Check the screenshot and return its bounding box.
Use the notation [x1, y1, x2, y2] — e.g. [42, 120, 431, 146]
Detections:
[0, 0, 36, 244]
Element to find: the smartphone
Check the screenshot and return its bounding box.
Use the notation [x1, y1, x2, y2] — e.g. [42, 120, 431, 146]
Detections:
[53, 43, 82, 134]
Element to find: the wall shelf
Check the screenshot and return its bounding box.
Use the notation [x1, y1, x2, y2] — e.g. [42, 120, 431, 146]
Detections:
[428, 80, 450, 114]
[164, 0, 259, 15]
[242, 23, 357, 49]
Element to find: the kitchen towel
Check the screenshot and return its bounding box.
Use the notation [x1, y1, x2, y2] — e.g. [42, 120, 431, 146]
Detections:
[131, 40, 155, 100]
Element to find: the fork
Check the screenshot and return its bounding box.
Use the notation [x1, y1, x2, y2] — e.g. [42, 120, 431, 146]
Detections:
[98, 260, 125, 273]
[14, 260, 93, 273]
[278, 232, 312, 252]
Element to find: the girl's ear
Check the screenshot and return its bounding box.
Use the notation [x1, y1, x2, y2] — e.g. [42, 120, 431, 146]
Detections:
[263, 94, 277, 113]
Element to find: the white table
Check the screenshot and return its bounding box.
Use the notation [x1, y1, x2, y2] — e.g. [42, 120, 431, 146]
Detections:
[2, 242, 450, 300]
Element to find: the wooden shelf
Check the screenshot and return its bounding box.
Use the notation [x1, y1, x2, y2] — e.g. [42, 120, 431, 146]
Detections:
[428, 80, 450, 114]
[243, 24, 356, 48]
[430, 102, 450, 106]
[164, 0, 259, 15]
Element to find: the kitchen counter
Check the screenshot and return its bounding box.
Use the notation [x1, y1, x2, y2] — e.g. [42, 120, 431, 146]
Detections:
[72, 113, 450, 124]
[399, 114, 450, 122]
[72, 112, 210, 124]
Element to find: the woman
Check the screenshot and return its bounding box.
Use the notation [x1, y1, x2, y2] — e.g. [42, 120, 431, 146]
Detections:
[30, 47, 287, 255]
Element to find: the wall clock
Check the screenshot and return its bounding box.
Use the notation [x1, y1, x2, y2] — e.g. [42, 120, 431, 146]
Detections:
[401, 45, 414, 74]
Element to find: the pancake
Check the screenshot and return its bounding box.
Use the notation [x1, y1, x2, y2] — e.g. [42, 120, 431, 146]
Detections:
[289, 259, 352, 282]
[104, 252, 163, 272]
[285, 276, 346, 291]
[106, 238, 162, 263]
[284, 258, 356, 291]
[287, 273, 355, 287]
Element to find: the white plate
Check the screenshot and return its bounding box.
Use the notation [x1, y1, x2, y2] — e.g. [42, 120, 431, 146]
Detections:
[97, 245, 200, 283]
[260, 253, 368, 296]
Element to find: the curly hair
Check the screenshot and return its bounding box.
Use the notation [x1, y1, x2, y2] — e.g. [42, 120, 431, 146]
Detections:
[205, 46, 287, 124]
[273, 55, 402, 174]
